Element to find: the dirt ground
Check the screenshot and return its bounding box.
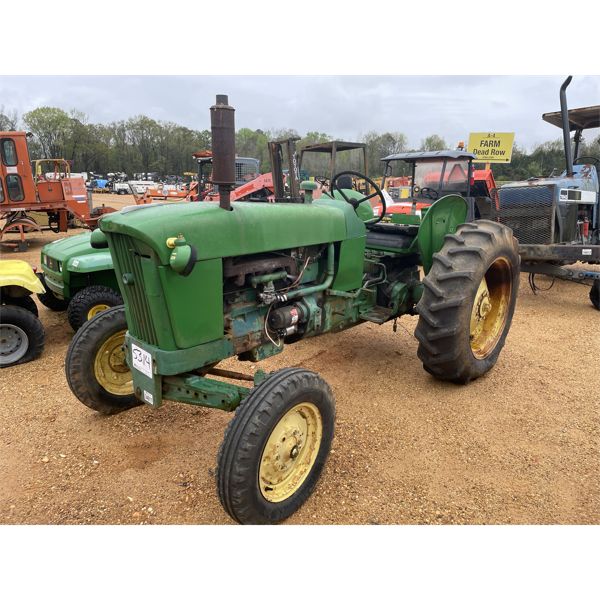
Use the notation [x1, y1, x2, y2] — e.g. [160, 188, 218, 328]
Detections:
[1, 194, 599, 525]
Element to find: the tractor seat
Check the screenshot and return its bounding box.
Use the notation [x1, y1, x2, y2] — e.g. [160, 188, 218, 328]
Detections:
[365, 223, 418, 251]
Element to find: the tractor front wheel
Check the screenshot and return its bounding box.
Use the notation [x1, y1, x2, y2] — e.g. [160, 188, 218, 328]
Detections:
[0, 305, 45, 367]
[65, 305, 141, 414]
[415, 220, 520, 383]
[67, 285, 123, 331]
[217, 368, 335, 524]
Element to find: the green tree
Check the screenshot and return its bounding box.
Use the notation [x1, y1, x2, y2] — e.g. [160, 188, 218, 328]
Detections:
[420, 134, 447, 151]
[0, 106, 18, 131]
[23, 107, 73, 158]
[362, 131, 408, 176]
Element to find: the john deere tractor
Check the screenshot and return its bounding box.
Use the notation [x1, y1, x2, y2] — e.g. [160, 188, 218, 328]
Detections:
[66, 95, 520, 524]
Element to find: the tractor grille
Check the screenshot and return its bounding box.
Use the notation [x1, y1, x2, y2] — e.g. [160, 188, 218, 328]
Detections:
[110, 233, 158, 346]
[496, 185, 556, 244]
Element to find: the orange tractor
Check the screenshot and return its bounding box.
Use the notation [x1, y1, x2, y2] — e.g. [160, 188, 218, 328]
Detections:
[0, 132, 116, 251]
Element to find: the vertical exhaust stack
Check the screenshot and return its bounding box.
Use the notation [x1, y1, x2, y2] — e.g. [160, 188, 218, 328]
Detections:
[210, 94, 236, 210]
[560, 76, 574, 177]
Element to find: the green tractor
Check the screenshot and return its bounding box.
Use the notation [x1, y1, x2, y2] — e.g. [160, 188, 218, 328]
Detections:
[38, 231, 123, 331]
[65, 95, 520, 524]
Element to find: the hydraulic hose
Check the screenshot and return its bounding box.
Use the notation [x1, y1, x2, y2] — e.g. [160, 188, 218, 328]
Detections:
[280, 243, 335, 301]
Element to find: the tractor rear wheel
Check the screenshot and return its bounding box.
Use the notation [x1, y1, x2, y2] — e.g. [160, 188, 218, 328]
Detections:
[590, 280, 600, 310]
[67, 285, 123, 331]
[37, 274, 69, 311]
[217, 368, 335, 524]
[415, 220, 520, 383]
[65, 305, 141, 414]
[0, 305, 45, 367]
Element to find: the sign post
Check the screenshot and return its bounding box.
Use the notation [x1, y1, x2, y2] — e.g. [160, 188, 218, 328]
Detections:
[467, 132, 515, 166]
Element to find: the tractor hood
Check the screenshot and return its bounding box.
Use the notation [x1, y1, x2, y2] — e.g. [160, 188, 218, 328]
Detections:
[99, 199, 361, 264]
[43, 231, 96, 260]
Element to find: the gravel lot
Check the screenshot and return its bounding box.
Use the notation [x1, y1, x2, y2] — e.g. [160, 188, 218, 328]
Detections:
[1, 195, 599, 524]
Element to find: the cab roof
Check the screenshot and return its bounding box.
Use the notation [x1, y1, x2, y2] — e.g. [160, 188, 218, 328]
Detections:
[381, 150, 476, 162]
[542, 105, 600, 131]
[301, 141, 367, 153]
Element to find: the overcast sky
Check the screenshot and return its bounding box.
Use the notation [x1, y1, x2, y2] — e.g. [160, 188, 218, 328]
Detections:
[1, 75, 598, 151]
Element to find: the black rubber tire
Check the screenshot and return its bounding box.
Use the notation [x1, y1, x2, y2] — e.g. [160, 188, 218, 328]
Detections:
[65, 305, 142, 415]
[2, 295, 39, 317]
[217, 367, 335, 524]
[590, 280, 600, 310]
[67, 285, 123, 332]
[415, 220, 520, 384]
[36, 274, 69, 311]
[0, 305, 45, 367]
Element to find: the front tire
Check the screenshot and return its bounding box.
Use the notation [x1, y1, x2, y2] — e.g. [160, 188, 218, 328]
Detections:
[67, 285, 123, 331]
[415, 220, 520, 383]
[65, 305, 141, 414]
[217, 368, 335, 524]
[0, 305, 45, 367]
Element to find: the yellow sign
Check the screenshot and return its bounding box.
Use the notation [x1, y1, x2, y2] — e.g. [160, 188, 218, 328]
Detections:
[468, 132, 515, 163]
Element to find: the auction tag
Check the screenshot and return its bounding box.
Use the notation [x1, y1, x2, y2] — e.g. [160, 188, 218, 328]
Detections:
[143, 390, 154, 405]
[131, 343, 153, 379]
[582, 249, 592, 256]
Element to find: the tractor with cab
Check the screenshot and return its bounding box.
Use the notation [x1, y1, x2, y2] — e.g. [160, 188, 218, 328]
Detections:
[375, 150, 499, 220]
[65, 95, 520, 524]
[0, 133, 116, 251]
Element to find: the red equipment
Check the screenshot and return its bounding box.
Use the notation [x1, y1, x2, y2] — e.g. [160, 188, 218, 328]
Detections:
[0, 132, 116, 250]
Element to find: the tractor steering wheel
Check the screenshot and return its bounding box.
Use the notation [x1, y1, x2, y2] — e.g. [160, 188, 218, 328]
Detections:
[574, 156, 600, 166]
[419, 187, 439, 201]
[331, 171, 386, 227]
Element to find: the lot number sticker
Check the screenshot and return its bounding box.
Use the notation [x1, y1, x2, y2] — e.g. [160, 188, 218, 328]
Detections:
[132, 343, 153, 379]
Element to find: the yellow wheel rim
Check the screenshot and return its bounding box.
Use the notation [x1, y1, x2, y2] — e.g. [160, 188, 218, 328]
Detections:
[259, 402, 323, 503]
[93, 329, 133, 396]
[87, 304, 110, 320]
[470, 257, 512, 359]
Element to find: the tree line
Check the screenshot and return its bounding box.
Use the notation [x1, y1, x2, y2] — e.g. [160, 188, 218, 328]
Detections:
[1, 106, 598, 181]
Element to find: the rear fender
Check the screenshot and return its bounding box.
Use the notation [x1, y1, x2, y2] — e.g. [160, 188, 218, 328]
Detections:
[417, 194, 468, 275]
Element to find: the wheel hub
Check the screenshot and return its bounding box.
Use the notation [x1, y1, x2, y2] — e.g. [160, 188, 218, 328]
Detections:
[93, 330, 133, 395]
[0, 323, 29, 365]
[259, 402, 323, 503]
[87, 304, 110, 320]
[469, 258, 512, 359]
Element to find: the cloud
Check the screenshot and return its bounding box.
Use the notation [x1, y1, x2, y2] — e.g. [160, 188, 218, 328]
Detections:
[1, 75, 598, 151]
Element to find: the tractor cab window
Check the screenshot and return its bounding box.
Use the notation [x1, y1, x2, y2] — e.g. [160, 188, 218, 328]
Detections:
[6, 174, 24, 201]
[413, 158, 469, 195]
[0, 177, 4, 203]
[1, 138, 18, 166]
[413, 160, 445, 192]
[441, 159, 469, 193]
